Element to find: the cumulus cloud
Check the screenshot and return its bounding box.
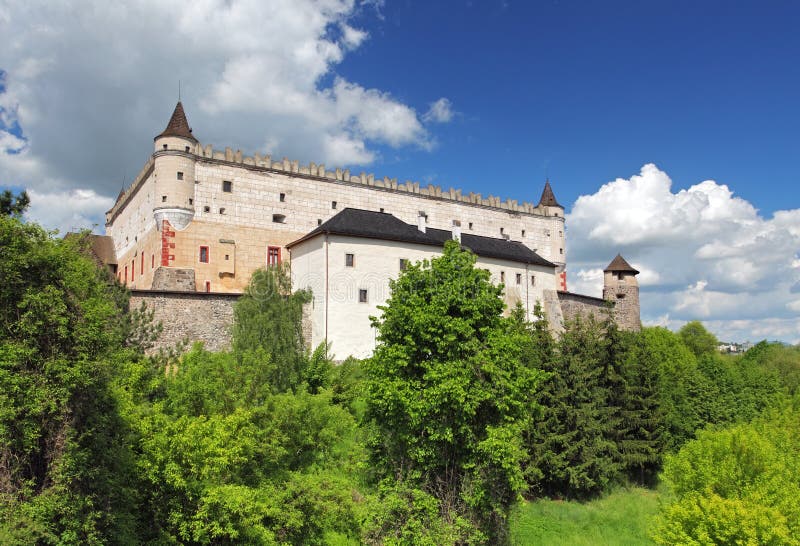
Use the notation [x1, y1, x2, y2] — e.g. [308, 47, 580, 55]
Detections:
[25, 188, 114, 235]
[567, 164, 800, 343]
[0, 0, 448, 230]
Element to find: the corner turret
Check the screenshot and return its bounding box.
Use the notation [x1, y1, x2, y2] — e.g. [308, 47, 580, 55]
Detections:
[152, 102, 197, 231]
[603, 254, 641, 331]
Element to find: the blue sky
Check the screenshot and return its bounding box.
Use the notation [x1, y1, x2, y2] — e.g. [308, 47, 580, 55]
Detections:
[1, 0, 798, 343]
[338, 0, 799, 215]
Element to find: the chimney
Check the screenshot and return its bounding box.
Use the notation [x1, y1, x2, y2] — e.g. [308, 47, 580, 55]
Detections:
[452, 219, 461, 243]
[417, 211, 427, 233]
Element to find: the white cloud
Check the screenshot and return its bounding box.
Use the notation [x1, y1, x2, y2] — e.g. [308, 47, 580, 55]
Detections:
[567, 164, 800, 343]
[422, 98, 455, 123]
[25, 188, 114, 235]
[0, 0, 449, 229]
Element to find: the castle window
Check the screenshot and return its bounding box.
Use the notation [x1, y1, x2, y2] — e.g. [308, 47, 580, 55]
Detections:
[188, 198, 193, 205]
[124, 265, 128, 282]
[225, 254, 229, 260]
[500, 227, 505, 235]
[151, 254, 155, 269]
[469, 222, 473, 230]
[500, 271, 505, 283]
[345, 253, 354, 267]
[617, 272, 624, 280]
[399, 258, 409, 271]
[162, 195, 167, 202]
[317, 219, 322, 226]
[267, 246, 281, 266]
[554, 212, 559, 217]
[177, 172, 184, 180]
[185, 146, 190, 152]
[141, 254, 144, 275]
[617, 293, 626, 299]
[531, 275, 536, 286]
[205, 281, 211, 293]
[219, 207, 226, 215]
[279, 193, 286, 202]
[131, 260, 135, 281]
[222, 180, 232, 192]
[332, 201, 337, 209]
[204, 206, 210, 213]
[522, 229, 526, 237]
[560, 248, 563, 255]
[359, 289, 368, 303]
[272, 214, 286, 223]
[559, 231, 563, 237]
[162, 144, 167, 150]
[380, 207, 384, 213]
[199, 246, 209, 263]
[516, 273, 522, 284]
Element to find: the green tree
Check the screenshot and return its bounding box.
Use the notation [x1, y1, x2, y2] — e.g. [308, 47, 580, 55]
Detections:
[678, 320, 719, 359]
[364, 241, 544, 543]
[0, 218, 139, 543]
[652, 398, 800, 545]
[526, 314, 620, 499]
[0, 189, 29, 217]
[232, 263, 316, 393]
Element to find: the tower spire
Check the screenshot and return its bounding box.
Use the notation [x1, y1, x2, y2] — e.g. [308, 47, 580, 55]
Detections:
[155, 101, 198, 143]
[537, 179, 562, 208]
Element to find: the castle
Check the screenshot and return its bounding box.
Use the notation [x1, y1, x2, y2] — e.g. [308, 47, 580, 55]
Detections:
[100, 102, 639, 357]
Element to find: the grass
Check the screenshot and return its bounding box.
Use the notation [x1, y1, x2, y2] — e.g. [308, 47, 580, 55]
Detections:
[509, 486, 662, 546]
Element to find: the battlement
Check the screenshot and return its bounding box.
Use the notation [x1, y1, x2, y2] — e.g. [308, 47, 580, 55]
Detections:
[107, 141, 560, 225]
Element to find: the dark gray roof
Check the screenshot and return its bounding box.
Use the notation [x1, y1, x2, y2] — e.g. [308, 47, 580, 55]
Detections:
[287, 208, 556, 268]
[604, 254, 639, 274]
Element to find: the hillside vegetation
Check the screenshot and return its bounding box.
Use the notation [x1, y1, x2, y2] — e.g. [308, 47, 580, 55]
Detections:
[1, 209, 798, 544]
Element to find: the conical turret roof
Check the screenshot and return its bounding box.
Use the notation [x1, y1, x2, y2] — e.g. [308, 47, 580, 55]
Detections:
[538, 179, 562, 208]
[604, 254, 639, 274]
[155, 101, 198, 143]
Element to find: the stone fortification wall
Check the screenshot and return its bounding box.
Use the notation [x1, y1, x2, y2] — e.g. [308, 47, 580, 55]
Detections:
[129, 290, 314, 354]
[558, 291, 610, 323]
[130, 289, 239, 353]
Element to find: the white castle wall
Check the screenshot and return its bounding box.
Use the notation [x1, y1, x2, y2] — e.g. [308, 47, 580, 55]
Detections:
[290, 234, 556, 360]
[107, 142, 566, 294]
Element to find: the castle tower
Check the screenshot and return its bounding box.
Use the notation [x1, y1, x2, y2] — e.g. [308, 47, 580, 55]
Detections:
[537, 179, 567, 290]
[603, 254, 641, 331]
[152, 101, 197, 231]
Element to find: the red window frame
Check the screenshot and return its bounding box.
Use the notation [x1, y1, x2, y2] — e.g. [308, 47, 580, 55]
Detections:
[141, 254, 144, 275]
[131, 260, 135, 281]
[267, 246, 281, 267]
[199, 246, 209, 263]
[124, 265, 128, 282]
[151, 254, 155, 269]
[205, 281, 211, 293]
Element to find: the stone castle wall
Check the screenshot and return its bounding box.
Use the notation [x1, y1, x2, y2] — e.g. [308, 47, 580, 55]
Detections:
[558, 291, 610, 324]
[130, 290, 314, 354]
[130, 289, 240, 353]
